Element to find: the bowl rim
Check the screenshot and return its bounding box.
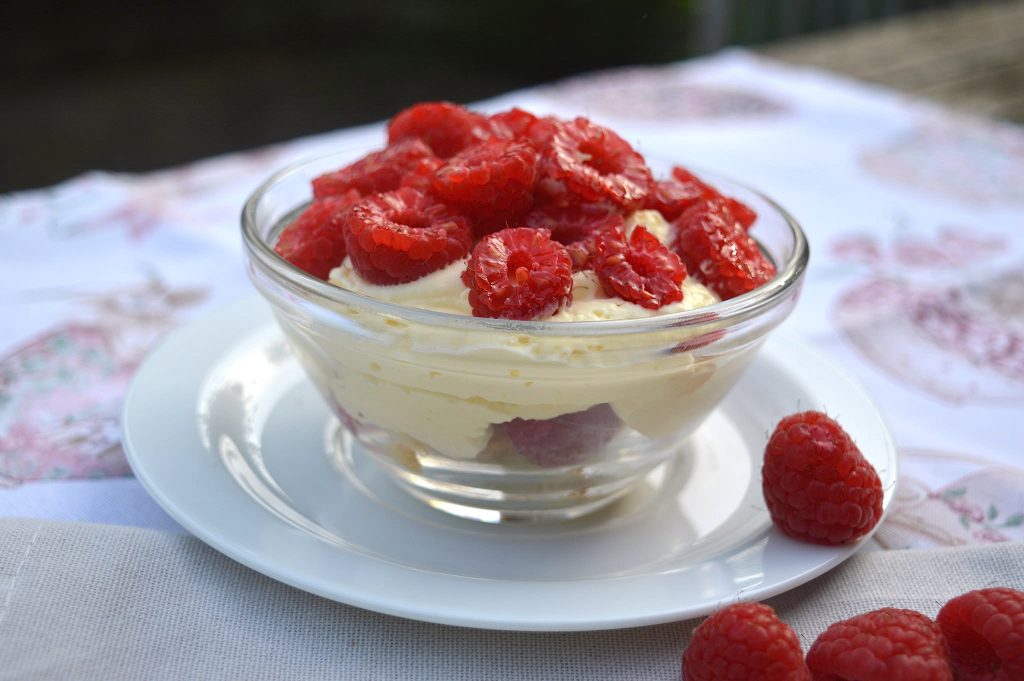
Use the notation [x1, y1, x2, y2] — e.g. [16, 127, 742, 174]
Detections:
[241, 148, 809, 337]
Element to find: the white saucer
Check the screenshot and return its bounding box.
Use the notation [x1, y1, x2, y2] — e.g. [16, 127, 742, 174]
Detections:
[123, 296, 897, 631]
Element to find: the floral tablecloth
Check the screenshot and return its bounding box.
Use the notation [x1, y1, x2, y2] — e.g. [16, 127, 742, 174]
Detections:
[2, 50, 1023, 549]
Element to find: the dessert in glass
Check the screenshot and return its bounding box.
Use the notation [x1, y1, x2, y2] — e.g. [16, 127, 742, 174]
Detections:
[241, 103, 808, 522]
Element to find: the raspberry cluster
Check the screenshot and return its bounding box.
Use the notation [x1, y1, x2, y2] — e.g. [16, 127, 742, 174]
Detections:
[680, 411, 1023, 680]
[274, 101, 775, 320]
[682, 588, 1024, 681]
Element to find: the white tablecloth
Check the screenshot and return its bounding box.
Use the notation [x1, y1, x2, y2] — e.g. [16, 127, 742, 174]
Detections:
[2, 49, 1023, 550]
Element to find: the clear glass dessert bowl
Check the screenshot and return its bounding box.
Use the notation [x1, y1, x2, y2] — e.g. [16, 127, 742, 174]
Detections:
[241, 150, 808, 523]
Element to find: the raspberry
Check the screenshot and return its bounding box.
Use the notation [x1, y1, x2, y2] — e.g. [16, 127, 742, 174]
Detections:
[431, 139, 538, 220]
[312, 138, 435, 199]
[728, 199, 757, 231]
[937, 587, 1024, 681]
[761, 411, 884, 545]
[592, 224, 686, 309]
[274, 192, 360, 280]
[387, 101, 490, 158]
[670, 167, 757, 229]
[806, 608, 952, 681]
[542, 117, 653, 209]
[674, 198, 776, 300]
[540, 213, 623, 273]
[489, 109, 560, 150]
[489, 108, 537, 138]
[504, 404, 621, 467]
[559, 213, 625, 272]
[644, 176, 704, 222]
[397, 155, 443, 193]
[343, 187, 472, 285]
[683, 602, 810, 681]
[521, 198, 622, 246]
[462, 227, 573, 320]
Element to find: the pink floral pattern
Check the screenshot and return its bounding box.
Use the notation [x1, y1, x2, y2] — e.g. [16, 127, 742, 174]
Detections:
[875, 449, 1024, 549]
[860, 119, 1024, 205]
[30, 147, 286, 241]
[831, 227, 1024, 404]
[831, 227, 1006, 270]
[0, 279, 207, 484]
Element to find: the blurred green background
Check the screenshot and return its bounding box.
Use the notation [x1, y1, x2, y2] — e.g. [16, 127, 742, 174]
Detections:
[1, 0, 983, 191]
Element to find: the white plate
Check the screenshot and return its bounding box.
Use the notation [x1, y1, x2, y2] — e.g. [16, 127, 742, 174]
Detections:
[123, 296, 897, 632]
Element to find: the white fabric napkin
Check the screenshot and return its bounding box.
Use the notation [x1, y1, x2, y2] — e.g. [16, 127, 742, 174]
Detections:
[1, 517, 1021, 680]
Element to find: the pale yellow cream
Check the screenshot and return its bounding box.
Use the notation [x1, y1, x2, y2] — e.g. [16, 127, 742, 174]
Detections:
[295, 210, 741, 460]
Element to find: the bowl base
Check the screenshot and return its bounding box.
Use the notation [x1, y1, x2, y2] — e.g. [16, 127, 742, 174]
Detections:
[330, 426, 674, 524]
[398, 484, 637, 524]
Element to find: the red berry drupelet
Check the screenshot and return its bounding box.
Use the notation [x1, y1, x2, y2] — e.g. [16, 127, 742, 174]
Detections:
[668, 166, 757, 229]
[462, 227, 573, 320]
[806, 608, 953, 681]
[559, 213, 626, 272]
[431, 138, 538, 223]
[592, 224, 686, 309]
[674, 197, 776, 301]
[762, 411, 884, 545]
[488, 108, 559, 150]
[311, 138, 436, 199]
[397, 155, 444, 194]
[276, 103, 780, 315]
[274, 192, 361, 280]
[488, 107, 539, 139]
[682, 602, 810, 681]
[520, 199, 624, 272]
[542, 117, 653, 209]
[520, 198, 622, 249]
[645, 176, 704, 222]
[342, 187, 472, 285]
[937, 587, 1024, 681]
[387, 101, 491, 158]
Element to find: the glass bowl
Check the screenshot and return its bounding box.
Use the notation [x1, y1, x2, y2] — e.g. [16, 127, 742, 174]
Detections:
[241, 149, 808, 523]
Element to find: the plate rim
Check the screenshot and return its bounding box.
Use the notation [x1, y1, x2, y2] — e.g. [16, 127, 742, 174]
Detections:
[123, 295, 898, 631]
